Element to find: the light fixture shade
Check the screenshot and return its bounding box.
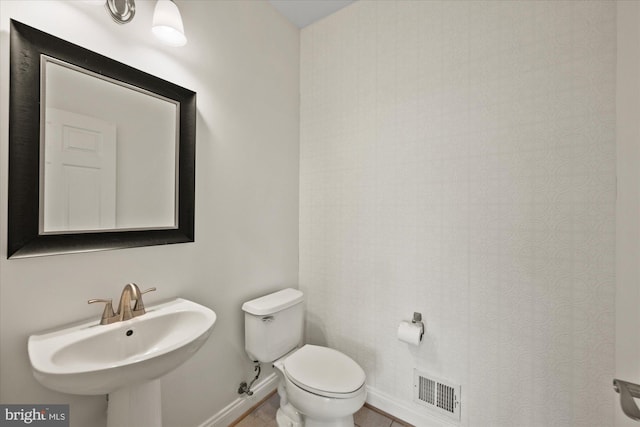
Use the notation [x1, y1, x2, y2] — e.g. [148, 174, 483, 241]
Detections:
[152, 0, 187, 47]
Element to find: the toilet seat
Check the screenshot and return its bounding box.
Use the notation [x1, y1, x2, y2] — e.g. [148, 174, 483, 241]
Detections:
[283, 345, 366, 399]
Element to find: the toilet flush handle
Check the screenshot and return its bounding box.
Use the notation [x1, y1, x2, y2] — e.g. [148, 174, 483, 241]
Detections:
[261, 316, 274, 323]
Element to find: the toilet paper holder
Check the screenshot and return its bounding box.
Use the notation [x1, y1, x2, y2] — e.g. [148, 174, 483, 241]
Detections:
[412, 312, 425, 341]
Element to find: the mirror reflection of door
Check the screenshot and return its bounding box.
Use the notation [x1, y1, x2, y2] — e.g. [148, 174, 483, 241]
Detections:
[43, 108, 116, 232]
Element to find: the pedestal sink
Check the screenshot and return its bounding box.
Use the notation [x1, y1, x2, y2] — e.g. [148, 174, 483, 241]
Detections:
[28, 298, 217, 427]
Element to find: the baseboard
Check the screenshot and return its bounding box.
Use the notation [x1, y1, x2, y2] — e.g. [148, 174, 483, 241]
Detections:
[198, 372, 279, 427]
[198, 376, 454, 427]
[365, 385, 457, 427]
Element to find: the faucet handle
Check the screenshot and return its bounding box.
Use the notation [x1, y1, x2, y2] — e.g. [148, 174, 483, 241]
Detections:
[132, 287, 156, 313]
[88, 299, 117, 325]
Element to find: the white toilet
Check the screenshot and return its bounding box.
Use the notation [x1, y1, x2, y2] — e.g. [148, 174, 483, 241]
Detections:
[242, 288, 366, 427]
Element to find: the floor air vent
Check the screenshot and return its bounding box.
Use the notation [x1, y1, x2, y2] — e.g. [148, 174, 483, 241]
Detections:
[413, 370, 461, 421]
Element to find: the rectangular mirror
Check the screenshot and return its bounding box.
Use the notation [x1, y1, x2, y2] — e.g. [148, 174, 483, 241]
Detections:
[8, 20, 196, 258]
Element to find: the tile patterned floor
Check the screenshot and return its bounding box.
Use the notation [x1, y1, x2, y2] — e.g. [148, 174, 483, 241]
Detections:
[233, 392, 411, 427]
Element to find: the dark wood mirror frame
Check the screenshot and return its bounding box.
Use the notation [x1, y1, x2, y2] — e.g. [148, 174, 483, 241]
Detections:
[8, 20, 196, 258]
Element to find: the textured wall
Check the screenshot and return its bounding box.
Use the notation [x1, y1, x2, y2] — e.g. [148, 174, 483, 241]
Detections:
[615, 2, 640, 427]
[300, 1, 616, 425]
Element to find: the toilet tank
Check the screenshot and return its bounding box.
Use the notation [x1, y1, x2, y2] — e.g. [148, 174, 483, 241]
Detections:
[242, 288, 304, 363]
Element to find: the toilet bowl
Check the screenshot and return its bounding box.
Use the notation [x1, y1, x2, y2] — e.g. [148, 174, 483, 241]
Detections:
[274, 345, 366, 427]
[242, 288, 367, 426]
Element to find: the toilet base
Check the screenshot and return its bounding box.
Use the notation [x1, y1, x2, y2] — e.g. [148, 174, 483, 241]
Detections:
[302, 415, 355, 427]
[276, 408, 301, 427]
[276, 408, 354, 427]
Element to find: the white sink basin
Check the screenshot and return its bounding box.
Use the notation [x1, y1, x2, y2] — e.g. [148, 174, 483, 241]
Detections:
[28, 298, 216, 395]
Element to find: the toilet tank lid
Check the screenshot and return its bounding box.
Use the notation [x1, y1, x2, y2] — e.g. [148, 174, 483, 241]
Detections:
[242, 288, 304, 315]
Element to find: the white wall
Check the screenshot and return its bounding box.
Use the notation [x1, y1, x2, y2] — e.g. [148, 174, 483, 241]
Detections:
[615, 1, 640, 426]
[300, 1, 616, 426]
[0, 1, 299, 427]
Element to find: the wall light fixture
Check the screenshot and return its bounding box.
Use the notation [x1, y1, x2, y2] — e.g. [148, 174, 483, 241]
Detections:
[152, 0, 188, 47]
[106, 0, 136, 24]
[88, 0, 187, 47]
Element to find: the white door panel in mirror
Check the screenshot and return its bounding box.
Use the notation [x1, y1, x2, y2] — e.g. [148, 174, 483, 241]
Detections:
[43, 108, 116, 232]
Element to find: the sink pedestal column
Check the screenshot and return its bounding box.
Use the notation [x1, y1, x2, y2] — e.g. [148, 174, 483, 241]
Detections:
[107, 379, 162, 427]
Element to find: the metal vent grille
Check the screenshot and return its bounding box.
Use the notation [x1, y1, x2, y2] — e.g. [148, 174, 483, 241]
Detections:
[413, 370, 461, 421]
[437, 382, 455, 413]
[418, 376, 435, 405]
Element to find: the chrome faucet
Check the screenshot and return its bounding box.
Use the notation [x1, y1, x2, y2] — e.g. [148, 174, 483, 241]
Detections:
[88, 283, 156, 325]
